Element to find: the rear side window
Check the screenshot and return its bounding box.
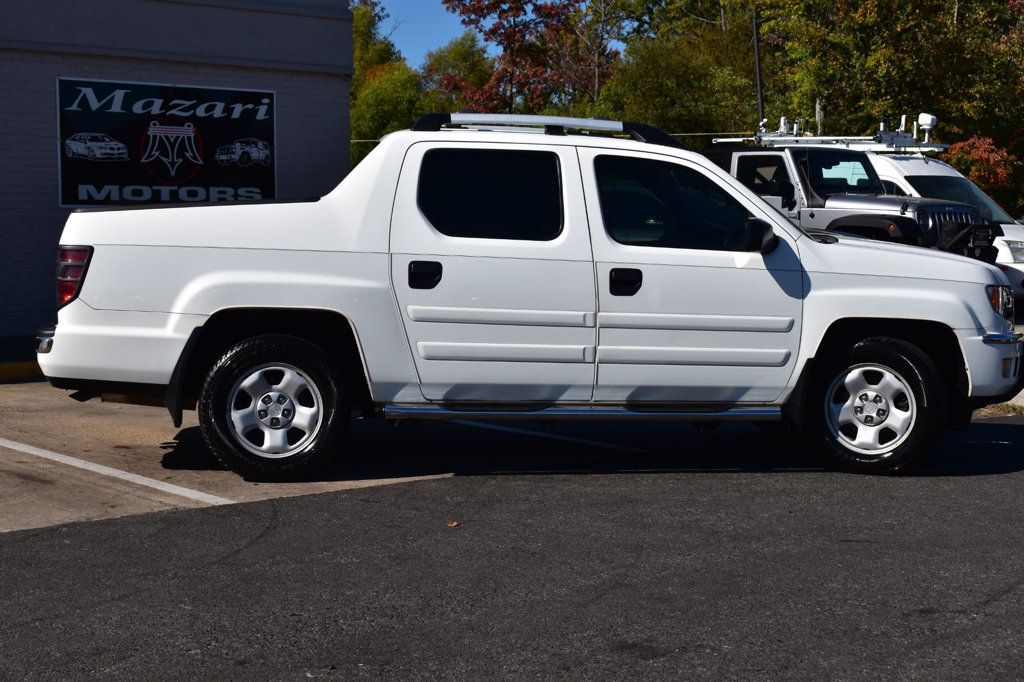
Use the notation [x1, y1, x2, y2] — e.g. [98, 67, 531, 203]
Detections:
[735, 154, 791, 197]
[881, 180, 908, 197]
[418, 148, 563, 240]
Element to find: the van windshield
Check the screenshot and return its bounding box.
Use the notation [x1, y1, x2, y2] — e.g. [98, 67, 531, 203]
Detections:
[906, 175, 1014, 224]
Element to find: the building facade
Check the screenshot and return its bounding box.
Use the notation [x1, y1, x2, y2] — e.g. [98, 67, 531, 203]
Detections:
[0, 0, 352, 359]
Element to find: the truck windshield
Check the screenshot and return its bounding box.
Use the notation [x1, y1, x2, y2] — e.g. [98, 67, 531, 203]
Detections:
[804, 150, 885, 197]
[906, 175, 1015, 224]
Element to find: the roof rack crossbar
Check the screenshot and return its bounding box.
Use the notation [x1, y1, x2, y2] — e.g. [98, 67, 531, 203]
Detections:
[411, 113, 688, 150]
[712, 113, 949, 153]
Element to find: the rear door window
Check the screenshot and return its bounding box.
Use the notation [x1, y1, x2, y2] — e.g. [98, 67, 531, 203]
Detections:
[735, 154, 792, 198]
[417, 149, 563, 241]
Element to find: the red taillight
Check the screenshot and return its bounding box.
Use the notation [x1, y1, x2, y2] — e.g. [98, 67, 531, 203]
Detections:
[57, 246, 91, 308]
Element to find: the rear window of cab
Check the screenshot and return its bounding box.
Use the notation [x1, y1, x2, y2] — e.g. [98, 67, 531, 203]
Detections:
[417, 148, 563, 241]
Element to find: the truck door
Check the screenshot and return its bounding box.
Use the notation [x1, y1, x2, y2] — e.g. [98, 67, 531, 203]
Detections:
[787, 149, 882, 231]
[390, 142, 597, 402]
[578, 148, 803, 403]
[733, 151, 801, 220]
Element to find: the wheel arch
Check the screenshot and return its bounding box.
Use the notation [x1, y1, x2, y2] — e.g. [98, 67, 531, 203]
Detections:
[167, 307, 373, 427]
[787, 317, 969, 428]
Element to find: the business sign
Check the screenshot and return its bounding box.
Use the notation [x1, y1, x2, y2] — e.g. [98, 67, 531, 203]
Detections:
[57, 78, 276, 206]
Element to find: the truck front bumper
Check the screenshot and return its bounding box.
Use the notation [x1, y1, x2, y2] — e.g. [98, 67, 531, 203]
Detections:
[961, 329, 1024, 407]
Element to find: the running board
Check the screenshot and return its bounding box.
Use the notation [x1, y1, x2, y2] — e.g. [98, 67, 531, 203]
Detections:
[383, 405, 781, 421]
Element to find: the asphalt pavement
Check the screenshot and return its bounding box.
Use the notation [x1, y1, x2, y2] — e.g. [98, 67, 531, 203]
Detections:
[3, 382, 1024, 678]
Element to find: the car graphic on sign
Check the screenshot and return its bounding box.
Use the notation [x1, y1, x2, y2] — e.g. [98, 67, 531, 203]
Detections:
[215, 138, 271, 167]
[64, 133, 129, 161]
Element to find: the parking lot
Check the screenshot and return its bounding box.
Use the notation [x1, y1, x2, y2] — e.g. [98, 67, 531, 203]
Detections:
[4, 380, 1024, 677]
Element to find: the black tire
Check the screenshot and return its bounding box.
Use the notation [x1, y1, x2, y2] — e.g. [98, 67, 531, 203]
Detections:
[238, 151, 252, 167]
[198, 334, 349, 479]
[805, 337, 947, 474]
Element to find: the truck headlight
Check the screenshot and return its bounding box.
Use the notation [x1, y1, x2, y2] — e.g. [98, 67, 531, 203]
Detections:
[1003, 239, 1024, 263]
[988, 285, 1015, 320]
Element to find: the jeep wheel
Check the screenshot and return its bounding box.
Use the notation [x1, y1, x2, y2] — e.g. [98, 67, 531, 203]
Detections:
[238, 151, 252, 167]
[198, 334, 349, 479]
[807, 337, 947, 474]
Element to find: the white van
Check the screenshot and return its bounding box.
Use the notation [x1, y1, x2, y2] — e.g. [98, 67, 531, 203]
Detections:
[867, 153, 1024, 301]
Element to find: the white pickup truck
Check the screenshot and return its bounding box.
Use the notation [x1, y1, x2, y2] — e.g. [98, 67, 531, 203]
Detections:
[37, 114, 1023, 478]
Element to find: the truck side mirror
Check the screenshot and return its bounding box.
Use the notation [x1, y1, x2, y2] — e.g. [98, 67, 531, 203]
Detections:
[744, 218, 779, 255]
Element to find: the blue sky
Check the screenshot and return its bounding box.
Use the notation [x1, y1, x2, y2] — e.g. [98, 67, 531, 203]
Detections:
[380, 0, 482, 69]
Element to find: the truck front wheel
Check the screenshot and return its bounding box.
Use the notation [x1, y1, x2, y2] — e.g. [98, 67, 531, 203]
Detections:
[198, 334, 350, 479]
[807, 337, 947, 474]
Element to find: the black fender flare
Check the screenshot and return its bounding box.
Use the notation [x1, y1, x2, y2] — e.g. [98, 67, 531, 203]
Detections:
[825, 215, 926, 246]
[165, 327, 202, 428]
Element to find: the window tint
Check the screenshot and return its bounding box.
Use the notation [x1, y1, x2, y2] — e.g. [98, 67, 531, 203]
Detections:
[821, 160, 869, 184]
[735, 154, 792, 197]
[802, 149, 884, 195]
[906, 175, 1015, 224]
[418, 148, 562, 240]
[595, 155, 751, 251]
[880, 180, 908, 197]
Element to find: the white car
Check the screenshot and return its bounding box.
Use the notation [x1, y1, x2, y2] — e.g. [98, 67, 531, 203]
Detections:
[63, 132, 129, 161]
[37, 113, 1022, 479]
[215, 138, 271, 167]
[868, 153, 1024, 301]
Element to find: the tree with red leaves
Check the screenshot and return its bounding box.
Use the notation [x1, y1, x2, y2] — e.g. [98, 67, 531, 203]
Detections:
[441, 0, 588, 112]
[945, 137, 1021, 216]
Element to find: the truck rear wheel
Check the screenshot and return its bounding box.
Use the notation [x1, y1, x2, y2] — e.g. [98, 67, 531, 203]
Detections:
[198, 334, 349, 479]
[806, 337, 947, 474]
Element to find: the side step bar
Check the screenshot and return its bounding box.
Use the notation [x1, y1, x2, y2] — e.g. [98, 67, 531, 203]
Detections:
[383, 405, 782, 422]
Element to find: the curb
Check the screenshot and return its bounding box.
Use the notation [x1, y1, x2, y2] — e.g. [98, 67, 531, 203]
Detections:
[0, 361, 42, 382]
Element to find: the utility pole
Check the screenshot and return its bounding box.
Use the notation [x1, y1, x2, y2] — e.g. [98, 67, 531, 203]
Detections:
[752, 3, 765, 124]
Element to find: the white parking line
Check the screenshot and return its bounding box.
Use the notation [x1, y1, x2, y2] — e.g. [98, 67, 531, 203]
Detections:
[451, 420, 646, 453]
[0, 436, 236, 506]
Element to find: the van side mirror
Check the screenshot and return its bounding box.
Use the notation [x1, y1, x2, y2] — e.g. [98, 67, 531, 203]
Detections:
[744, 218, 779, 255]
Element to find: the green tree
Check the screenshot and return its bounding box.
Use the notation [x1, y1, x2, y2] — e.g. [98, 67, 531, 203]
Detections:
[350, 62, 424, 166]
[758, 0, 1019, 138]
[419, 30, 494, 112]
[349, 0, 419, 166]
[351, 0, 402, 98]
[599, 32, 757, 140]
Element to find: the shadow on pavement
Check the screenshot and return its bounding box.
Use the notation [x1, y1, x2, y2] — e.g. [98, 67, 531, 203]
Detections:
[159, 429, 229, 471]
[159, 416, 1024, 482]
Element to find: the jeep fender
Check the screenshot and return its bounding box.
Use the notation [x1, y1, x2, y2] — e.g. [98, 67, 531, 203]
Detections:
[826, 215, 926, 246]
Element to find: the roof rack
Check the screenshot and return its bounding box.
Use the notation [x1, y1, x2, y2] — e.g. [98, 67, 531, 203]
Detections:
[411, 113, 688, 151]
[713, 114, 948, 153]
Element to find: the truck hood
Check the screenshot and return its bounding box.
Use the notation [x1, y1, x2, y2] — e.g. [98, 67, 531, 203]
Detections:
[799, 232, 1008, 286]
[822, 194, 973, 213]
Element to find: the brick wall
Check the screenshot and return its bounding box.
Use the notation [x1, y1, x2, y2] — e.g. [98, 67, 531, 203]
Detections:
[0, 0, 352, 345]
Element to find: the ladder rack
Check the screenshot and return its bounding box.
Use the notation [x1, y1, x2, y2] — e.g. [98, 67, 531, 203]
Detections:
[714, 114, 949, 153]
